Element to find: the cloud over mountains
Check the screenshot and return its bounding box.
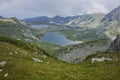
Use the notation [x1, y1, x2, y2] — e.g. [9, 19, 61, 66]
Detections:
[0, 0, 120, 18]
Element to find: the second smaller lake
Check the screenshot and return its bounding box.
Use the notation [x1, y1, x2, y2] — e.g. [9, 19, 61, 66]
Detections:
[41, 32, 83, 46]
[31, 24, 48, 29]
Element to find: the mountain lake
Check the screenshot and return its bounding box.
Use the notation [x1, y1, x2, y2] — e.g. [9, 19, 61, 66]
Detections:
[41, 32, 83, 46]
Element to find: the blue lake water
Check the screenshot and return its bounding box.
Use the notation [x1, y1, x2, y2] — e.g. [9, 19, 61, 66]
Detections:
[41, 32, 82, 46]
[31, 24, 48, 29]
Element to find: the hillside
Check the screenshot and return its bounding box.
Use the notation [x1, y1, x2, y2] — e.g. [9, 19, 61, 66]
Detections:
[0, 36, 120, 80]
[102, 6, 120, 22]
[109, 35, 120, 52]
[56, 39, 110, 63]
[101, 6, 120, 40]
[0, 18, 40, 42]
[65, 13, 105, 28]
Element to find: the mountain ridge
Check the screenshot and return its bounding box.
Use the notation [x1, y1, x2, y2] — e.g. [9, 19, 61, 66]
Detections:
[101, 5, 120, 22]
[101, 6, 120, 40]
[0, 17, 40, 42]
[23, 13, 105, 25]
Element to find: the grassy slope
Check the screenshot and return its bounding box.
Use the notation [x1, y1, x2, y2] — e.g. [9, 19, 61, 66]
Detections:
[0, 18, 41, 43]
[0, 36, 120, 80]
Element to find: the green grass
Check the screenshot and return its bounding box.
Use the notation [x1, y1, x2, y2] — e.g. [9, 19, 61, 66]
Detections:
[0, 35, 31, 49]
[0, 35, 48, 56]
[0, 36, 120, 80]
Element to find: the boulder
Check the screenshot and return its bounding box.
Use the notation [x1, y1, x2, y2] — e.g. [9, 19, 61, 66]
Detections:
[32, 58, 43, 63]
[4, 73, 8, 77]
[91, 57, 112, 63]
[0, 61, 7, 67]
[0, 69, 3, 72]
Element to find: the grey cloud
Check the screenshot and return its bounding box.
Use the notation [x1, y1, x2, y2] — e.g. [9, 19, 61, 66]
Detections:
[0, 0, 120, 19]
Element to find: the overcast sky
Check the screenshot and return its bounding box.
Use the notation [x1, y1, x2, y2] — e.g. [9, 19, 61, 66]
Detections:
[0, 0, 120, 19]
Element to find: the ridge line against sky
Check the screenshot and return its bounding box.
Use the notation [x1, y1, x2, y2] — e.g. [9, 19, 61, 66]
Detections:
[0, 0, 120, 19]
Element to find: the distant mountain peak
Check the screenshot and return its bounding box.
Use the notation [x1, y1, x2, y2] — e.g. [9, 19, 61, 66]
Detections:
[117, 5, 120, 8]
[0, 16, 4, 19]
[53, 15, 64, 19]
[114, 5, 120, 11]
[101, 5, 120, 22]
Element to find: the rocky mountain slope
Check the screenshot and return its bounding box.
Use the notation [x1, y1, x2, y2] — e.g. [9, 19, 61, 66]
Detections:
[109, 35, 120, 52]
[56, 34, 120, 64]
[0, 17, 40, 42]
[56, 39, 110, 63]
[23, 13, 104, 28]
[65, 13, 105, 28]
[101, 6, 120, 40]
[101, 6, 120, 22]
[54, 5, 120, 64]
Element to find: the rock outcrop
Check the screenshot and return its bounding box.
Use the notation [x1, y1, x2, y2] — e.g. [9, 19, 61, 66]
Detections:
[101, 6, 120, 22]
[32, 58, 43, 63]
[57, 40, 110, 63]
[109, 35, 120, 52]
[0, 61, 7, 67]
[91, 57, 112, 63]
